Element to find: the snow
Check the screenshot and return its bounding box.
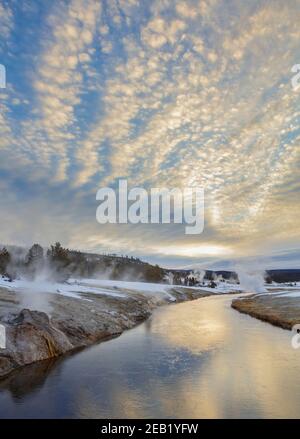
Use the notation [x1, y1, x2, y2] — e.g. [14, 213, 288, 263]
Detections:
[71, 278, 171, 292]
[184, 283, 243, 294]
[69, 278, 243, 296]
[274, 290, 300, 299]
[0, 277, 91, 301]
[242, 286, 300, 300]
[267, 281, 300, 289]
[69, 278, 176, 301]
[0, 276, 241, 303]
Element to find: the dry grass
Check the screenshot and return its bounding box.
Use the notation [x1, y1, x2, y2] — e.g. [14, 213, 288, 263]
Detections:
[232, 295, 300, 330]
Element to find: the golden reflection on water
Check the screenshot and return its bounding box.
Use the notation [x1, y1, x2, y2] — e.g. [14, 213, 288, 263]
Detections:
[2, 295, 299, 418]
[73, 295, 300, 418]
[148, 297, 230, 354]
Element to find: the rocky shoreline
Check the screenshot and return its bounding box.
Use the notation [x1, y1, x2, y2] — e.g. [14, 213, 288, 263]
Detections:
[0, 284, 215, 379]
[232, 293, 300, 330]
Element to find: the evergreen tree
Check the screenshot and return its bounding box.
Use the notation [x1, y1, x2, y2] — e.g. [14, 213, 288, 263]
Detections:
[0, 247, 11, 275]
[25, 244, 44, 278]
[47, 242, 71, 281]
[144, 264, 164, 283]
[26, 243, 44, 265]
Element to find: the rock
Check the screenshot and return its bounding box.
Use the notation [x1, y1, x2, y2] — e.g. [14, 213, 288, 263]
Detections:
[0, 308, 73, 377]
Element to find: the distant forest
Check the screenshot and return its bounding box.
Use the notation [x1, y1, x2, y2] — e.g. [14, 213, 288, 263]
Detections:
[0, 243, 165, 283]
[0, 243, 299, 285]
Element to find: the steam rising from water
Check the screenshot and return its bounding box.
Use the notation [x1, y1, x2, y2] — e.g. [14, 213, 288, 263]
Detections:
[234, 264, 267, 293]
[17, 266, 59, 313]
[18, 280, 53, 313]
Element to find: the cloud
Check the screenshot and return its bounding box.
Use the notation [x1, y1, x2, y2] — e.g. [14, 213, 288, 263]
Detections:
[0, 2, 13, 44]
[0, 0, 299, 267]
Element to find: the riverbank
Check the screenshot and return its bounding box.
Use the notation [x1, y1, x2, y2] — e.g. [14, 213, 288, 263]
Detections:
[1, 293, 300, 418]
[0, 279, 228, 379]
[232, 291, 300, 330]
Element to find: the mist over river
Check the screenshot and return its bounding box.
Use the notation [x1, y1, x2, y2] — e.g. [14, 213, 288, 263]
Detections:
[0, 295, 299, 418]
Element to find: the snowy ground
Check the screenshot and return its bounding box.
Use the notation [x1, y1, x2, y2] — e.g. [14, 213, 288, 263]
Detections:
[264, 289, 300, 299]
[1, 275, 299, 305]
[276, 291, 300, 298]
[266, 282, 300, 290]
[64, 277, 246, 298]
[0, 276, 243, 303]
[237, 283, 300, 300]
[0, 277, 127, 301]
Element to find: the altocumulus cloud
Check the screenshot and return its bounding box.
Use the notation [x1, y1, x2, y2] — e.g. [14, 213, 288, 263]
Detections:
[0, 0, 299, 268]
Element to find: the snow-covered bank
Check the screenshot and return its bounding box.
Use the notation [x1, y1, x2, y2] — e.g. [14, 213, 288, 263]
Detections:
[2, 275, 300, 312]
[0, 276, 228, 379]
[0, 276, 243, 311]
[69, 277, 244, 296]
[266, 282, 300, 290]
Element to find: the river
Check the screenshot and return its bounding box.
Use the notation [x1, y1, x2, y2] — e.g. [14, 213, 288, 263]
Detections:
[0, 294, 299, 418]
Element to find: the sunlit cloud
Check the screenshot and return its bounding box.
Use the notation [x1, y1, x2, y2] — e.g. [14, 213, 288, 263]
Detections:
[0, 0, 299, 268]
[151, 244, 233, 258]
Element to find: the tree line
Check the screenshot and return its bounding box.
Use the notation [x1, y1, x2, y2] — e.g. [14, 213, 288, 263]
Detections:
[0, 243, 165, 283]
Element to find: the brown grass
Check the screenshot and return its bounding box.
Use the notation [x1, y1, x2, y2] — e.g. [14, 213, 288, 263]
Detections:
[231, 296, 300, 330]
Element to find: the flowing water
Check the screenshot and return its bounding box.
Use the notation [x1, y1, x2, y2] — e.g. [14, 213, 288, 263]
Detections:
[0, 295, 300, 418]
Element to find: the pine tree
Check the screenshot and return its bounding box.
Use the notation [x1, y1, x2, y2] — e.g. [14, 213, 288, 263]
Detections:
[25, 244, 44, 278]
[0, 247, 11, 275]
[26, 244, 44, 265]
[47, 242, 71, 281]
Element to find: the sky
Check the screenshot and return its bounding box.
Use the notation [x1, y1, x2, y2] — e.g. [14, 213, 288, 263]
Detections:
[0, 0, 299, 270]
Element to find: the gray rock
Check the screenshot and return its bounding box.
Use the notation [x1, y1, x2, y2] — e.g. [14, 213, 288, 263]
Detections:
[0, 308, 72, 377]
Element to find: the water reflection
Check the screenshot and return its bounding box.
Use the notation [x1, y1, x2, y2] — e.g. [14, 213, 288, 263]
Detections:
[0, 295, 299, 418]
[0, 357, 60, 399]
